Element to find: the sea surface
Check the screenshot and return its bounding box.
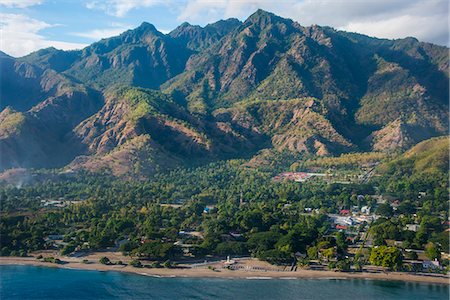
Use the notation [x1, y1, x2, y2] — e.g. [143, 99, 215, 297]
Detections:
[0, 265, 448, 300]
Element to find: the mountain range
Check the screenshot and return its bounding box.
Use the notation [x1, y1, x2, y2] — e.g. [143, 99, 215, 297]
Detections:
[1, 9, 448, 178]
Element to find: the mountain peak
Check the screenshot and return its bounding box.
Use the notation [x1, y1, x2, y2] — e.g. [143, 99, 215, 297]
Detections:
[248, 9, 276, 20]
[118, 21, 163, 40]
[136, 22, 159, 34]
[245, 9, 289, 27]
[207, 18, 242, 33]
[252, 9, 273, 17]
[169, 18, 241, 51]
[179, 21, 192, 27]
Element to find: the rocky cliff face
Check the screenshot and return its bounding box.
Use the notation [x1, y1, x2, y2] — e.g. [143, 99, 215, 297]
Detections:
[214, 98, 354, 156]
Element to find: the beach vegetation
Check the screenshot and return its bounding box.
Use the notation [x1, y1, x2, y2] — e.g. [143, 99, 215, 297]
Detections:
[369, 246, 403, 271]
[129, 259, 143, 268]
[99, 257, 111, 265]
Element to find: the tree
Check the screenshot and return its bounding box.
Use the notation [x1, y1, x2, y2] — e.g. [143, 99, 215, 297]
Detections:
[321, 247, 336, 262]
[61, 242, 77, 256]
[376, 203, 393, 217]
[336, 259, 351, 271]
[133, 241, 177, 260]
[247, 231, 281, 254]
[335, 232, 347, 254]
[307, 246, 318, 260]
[99, 257, 110, 265]
[406, 251, 418, 260]
[215, 241, 247, 255]
[257, 249, 291, 265]
[353, 261, 364, 271]
[129, 259, 142, 268]
[119, 241, 137, 255]
[397, 200, 415, 215]
[369, 246, 403, 270]
[425, 243, 441, 261]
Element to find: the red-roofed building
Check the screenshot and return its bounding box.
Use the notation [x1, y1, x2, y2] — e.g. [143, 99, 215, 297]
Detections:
[340, 210, 350, 216]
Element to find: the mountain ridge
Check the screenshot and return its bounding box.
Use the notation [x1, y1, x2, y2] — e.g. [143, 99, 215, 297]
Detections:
[1, 9, 448, 177]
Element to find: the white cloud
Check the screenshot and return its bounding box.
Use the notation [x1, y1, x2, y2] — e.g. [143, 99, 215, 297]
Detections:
[72, 24, 131, 40]
[340, 14, 448, 45]
[0, 13, 87, 57]
[158, 28, 171, 34]
[0, 0, 42, 8]
[175, 0, 449, 45]
[86, 0, 165, 17]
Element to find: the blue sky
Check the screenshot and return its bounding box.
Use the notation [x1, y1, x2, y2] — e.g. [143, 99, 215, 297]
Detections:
[1, 0, 448, 57]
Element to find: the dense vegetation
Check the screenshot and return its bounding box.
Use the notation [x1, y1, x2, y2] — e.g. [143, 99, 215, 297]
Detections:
[1, 137, 448, 272]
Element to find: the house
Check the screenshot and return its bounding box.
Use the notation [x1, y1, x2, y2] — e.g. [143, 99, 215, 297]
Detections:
[336, 225, 348, 230]
[386, 240, 404, 247]
[346, 236, 357, 243]
[371, 195, 385, 204]
[295, 252, 307, 258]
[340, 209, 350, 216]
[203, 205, 217, 214]
[229, 232, 243, 239]
[390, 200, 400, 210]
[418, 191, 427, 198]
[174, 242, 198, 256]
[46, 234, 64, 241]
[331, 215, 355, 226]
[273, 172, 326, 183]
[44, 235, 67, 248]
[179, 231, 203, 238]
[422, 260, 442, 270]
[361, 206, 371, 214]
[405, 224, 420, 232]
[342, 217, 354, 226]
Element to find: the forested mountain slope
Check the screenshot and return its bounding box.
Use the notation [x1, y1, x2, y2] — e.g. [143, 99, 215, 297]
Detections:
[1, 10, 448, 176]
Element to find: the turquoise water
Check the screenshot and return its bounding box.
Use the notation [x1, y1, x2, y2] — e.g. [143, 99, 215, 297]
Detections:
[0, 265, 448, 300]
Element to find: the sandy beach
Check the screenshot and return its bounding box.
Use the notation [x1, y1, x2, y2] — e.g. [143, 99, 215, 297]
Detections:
[1, 255, 448, 285]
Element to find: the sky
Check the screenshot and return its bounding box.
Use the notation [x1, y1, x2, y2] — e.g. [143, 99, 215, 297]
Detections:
[0, 0, 448, 57]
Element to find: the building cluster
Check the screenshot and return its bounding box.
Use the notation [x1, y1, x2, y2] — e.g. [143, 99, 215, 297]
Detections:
[40, 198, 82, 208]
[273, 172, 326, 182]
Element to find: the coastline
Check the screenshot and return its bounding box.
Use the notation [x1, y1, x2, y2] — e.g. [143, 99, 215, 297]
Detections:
[1, 257, 449, 285]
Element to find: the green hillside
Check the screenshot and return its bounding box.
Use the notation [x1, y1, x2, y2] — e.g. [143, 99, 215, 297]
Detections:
[0, 9, 448, 176]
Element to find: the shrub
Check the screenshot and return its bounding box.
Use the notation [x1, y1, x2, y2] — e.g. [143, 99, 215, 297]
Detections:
[99, 257, 111, 265]
[163, 260, 172, 268]
[129, 259, 142, 268]
[336, 259, 351, 272]
[43, 257, 55, 263]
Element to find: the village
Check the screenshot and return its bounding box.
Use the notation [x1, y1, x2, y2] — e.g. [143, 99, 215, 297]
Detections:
[37, 190, 448, 276]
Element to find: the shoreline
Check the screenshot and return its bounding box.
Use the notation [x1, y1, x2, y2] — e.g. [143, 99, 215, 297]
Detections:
[1, 257, 449, 285]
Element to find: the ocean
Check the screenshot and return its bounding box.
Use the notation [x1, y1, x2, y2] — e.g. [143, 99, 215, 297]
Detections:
[0, 265, 448, 300]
